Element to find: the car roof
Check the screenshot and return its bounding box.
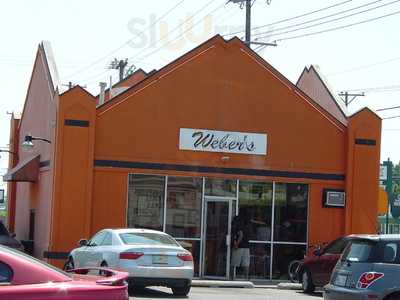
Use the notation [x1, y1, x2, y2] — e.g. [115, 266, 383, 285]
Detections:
[105, 228, 171, 235]
[347, 234, 400, 242]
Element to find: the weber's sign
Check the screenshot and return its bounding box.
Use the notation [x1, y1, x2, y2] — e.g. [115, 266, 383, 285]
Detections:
[179, 128, 267, 155]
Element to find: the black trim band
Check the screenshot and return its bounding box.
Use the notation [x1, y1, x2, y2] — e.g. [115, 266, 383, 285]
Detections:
[43, 251, 69, 260]
[355, 138, 376, 146]
[94, 160, 345, 181]
[39, 160, 50, 168]
[64, 119, 89, 127]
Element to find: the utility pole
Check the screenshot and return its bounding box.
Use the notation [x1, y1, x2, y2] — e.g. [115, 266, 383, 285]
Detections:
[245, 0, 251, 44]
[229, 0, 276, 48]
[338, 91, 365, 107]
[109, 58, 129, 82]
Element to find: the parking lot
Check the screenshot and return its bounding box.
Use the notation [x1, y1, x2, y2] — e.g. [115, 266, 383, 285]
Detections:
[130, 286, 323, 300]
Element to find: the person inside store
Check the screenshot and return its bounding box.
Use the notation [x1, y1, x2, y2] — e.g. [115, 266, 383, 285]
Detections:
[230, 211, 251, 280]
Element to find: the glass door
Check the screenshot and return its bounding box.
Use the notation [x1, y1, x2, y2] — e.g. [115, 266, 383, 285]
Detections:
[203, 197, 236, 279]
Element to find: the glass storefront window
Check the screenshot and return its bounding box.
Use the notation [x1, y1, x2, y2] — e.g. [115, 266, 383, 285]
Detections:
[239, 180, 273, 241]
[249, 243, 271, 280]
[127, 174, 165, 231]
[177, 239, 201, 277]
[274, 183, 308, 243]
[272, 244, 307, 280]
[166, 177, 202, 238]
[205, 178, 236, 197]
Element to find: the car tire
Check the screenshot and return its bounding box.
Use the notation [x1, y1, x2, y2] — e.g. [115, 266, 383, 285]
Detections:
[386, 294, 400, 300]
[171, 284, 191, 296]
[63, 257, 74, 271]
[301, 269, 315, 293]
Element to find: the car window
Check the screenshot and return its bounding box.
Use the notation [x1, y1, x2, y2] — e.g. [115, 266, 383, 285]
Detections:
[119, 232, 180, 246]
[324, 238, 347, 255]
[381, 242, 398, 263]
[342, 240, 375, 262]
[0, 261, 13, 283]
[89, 231, 107, 246]
[101, 232, 113, 246]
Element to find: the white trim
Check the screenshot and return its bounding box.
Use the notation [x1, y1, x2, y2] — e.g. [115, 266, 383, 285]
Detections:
[270, 181, 276, 280]
[175, 237, 201, 241]
[272, 241, 308, 245]
[163, 175, 168, 232]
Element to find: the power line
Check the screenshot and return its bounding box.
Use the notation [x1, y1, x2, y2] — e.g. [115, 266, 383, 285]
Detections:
[383, 115, 400, 120]
[376, 105, 400, 112]
[224, 0, 354, 37]
[344, 84, 400, 93]
[64, 0, 186, 80]
[255, 0, 399, 40]
[131, 1, 225, 63]
[326, 56, 400, 77]
[275, 8, 400, 42]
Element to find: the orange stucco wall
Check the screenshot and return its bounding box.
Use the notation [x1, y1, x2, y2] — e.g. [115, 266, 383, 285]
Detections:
[9, 36, 381, 267]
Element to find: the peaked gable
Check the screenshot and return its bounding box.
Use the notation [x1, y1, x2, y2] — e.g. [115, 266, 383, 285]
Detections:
[297, 65, 347, 125]
[95, 35, 347, 175]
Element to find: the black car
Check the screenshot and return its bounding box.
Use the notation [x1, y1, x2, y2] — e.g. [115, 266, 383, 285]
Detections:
[0, 221, 23, 251]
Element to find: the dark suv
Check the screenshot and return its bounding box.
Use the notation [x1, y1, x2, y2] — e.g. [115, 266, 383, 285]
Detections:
[325, 234, 400, 300]
[297, 235, 358, 293]
[0, 221, 23, 251]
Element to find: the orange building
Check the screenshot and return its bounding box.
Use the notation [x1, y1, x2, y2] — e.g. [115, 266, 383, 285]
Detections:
[4, 36, 381, 280]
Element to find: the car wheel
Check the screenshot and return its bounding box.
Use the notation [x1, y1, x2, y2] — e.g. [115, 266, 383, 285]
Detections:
[386, 294, 400, 300]
[172, 284, 191, 296]
[63, 257, 74, 271]
[301, 269, 315, 293]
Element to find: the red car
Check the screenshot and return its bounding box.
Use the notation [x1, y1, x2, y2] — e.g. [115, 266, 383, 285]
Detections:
[0, 245, 129, 300]
[297, 235, 357, 293]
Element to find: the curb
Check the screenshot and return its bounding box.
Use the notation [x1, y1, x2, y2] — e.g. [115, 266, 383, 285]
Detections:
[191, 280, 255, 288]
[276, 283, 302, 290]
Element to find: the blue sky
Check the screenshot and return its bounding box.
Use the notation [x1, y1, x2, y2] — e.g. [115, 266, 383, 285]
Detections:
[1, 0, 400, 191]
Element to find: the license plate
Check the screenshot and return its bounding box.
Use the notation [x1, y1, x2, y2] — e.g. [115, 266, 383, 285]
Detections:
[152, 255, 168, 264]
[334, 274, 347, 286]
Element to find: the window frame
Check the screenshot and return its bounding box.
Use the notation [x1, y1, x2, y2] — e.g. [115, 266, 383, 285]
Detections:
[0, 261, 13, 283]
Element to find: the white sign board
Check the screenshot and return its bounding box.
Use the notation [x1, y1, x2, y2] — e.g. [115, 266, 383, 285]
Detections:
[179, 128, 267, 155]
[380, 165, 388, 181]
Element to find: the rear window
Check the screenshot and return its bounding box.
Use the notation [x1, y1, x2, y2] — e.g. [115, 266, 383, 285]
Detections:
[119, 232, 179, 246]
[342, 240, 376, 263]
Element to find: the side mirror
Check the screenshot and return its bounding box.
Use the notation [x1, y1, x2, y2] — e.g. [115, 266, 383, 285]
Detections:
[78, 239, 88, 247]
[10, 233, 16, 238]
[313, 248, 322, 256]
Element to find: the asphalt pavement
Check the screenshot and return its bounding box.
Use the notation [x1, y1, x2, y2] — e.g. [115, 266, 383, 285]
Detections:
[129, 286, 324, 300]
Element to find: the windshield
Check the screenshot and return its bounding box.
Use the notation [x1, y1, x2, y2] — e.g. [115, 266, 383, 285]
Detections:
[119, 232, 180, 246]
[341, 240, 376, 263]
[0, 246, 72, 278]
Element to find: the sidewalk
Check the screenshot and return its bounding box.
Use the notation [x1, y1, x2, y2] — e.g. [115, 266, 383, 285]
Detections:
[191, 279, 302, 290]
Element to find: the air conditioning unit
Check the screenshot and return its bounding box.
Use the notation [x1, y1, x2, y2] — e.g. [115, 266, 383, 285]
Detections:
[323, 189, 345, 208]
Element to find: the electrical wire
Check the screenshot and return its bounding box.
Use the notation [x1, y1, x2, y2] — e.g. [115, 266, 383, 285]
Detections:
[64, 0, 187, 80]
[383, 115, 400, 120]
[275, 9, 400, 42]
[376, 106, 400, 112]
[344, 84, 400, 93]
[131, 1, 225, 63]
[224, 0, 354, 37]
[326, 56, 400, 77]
[254, 0, 400, 40]
[254, 0, 392, 39]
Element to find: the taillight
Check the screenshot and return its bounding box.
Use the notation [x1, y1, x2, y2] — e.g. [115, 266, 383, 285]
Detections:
[119, 252, 144, 260]
[177, 253, 193, 261]
[357, 272, 384, 289]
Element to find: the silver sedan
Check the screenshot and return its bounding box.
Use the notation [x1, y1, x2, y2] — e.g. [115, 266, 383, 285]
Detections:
[65, 228, 194, 296]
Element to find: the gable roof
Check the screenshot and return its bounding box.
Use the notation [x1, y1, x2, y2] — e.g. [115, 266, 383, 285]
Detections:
[96, 35, 346, 132]
[297, 65, 348, 125]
